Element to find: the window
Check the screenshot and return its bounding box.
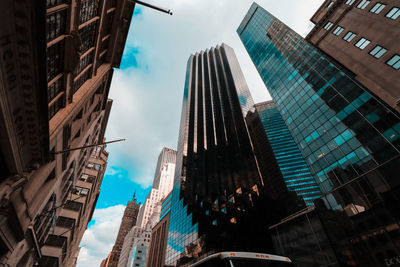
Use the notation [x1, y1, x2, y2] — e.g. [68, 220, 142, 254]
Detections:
[87, 163, 94, 168]
[47, 40, 65, 82]
[357, 0, 371, 9]
[79, 22, 97, 52]
[48, 95, 65, 119]
[327, 1, 334, 8]
[386, 54, 400, 70]
[369, 3, 386, 14]
[323, 21, 334, 30]
[354, 37, 371, 49]
[386, 7, 400, 19]
[48, 76, 64, 103]
[332, 26, 344, 36]
[369, 45, 387, 58]
[79, 0, 98, 24]
[343, 31, 357, 42]
[46, 9, 67, 42]
[74, 186, 89, 196]
[75, 51, 94, 76]
[74, 67, 92, 93]
[345, 0, 355, 4]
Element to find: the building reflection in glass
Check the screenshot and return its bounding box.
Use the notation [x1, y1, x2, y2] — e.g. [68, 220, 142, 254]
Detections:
[238, 3, 400, 267]
[165, 44, 302, 266]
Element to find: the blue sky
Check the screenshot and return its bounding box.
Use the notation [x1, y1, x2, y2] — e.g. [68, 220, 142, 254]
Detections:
[76, 1, 324, 266]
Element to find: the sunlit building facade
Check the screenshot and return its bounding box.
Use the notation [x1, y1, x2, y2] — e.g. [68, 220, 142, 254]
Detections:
[165, 44, 301, 266]
[238, 3, 400, 266]
[255, 101, 321, 206]
[0, 0, 134, 266]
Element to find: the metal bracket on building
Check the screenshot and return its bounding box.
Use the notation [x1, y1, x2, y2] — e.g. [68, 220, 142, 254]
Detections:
[52, 139, 126, 154]
[127, 0, 173, 15]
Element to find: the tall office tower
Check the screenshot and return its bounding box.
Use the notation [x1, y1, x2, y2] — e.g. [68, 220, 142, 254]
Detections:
[136, 148, 177, 229]
[255, 101, 322, 206]
[147, 193, 172, 267]
[165, 44, 300, 266]
[105, 195, 140, 267]
[129, 202, 161, 267]
[306, 0, 400, 112]
[117, 148, 176, 267]
[238, 3, 400, 266]
[0, 0, 134, 265]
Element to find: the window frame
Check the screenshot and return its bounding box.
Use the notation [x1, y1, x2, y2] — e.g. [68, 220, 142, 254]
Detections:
[323, 21, 334, 30]
[386, 54, 400, 70]
[369, 2, 386, 14]
[385, 7, 400, 19]
[357, 0, 371, 9]
[354, 37, 371, 50]
[343, 31, 357, 42]
[369, 45, 387, 59]
[332, 26, 344, 36]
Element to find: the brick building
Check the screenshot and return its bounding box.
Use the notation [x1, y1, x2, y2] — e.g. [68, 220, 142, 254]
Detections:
[306, 0, 400, 112]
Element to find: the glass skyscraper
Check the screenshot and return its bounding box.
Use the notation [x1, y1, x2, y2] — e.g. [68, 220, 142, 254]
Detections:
[238, 3, 400, 267]
[255, 101, 321, 206]
[165, 44, 300, 266]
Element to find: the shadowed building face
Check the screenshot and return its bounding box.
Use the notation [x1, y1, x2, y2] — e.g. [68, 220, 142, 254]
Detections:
[165, 43, 301, 266]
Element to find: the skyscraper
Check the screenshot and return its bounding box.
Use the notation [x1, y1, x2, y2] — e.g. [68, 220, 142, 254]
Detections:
[165, 44, 299, 266]
[0, 0, 134, 266]
[238, 3, 400, 266]
[255, 101, 321, 206]
[306, 0, 400, 112]
[104, 194, 140, 267]
[117, 148, 177, 267]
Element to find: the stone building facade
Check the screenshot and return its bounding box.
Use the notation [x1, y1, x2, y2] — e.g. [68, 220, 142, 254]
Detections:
[0, 0, 135, 266]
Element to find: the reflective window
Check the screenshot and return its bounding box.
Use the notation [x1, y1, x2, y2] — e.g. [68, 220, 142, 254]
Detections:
[354, 37, 371, 50]
[345, 0, 355, 5]
[46, 0, 66, 8]
[332, 26, 344, 36]
[327, 1, 334, 8]
[48, 76, 64, 103]
[386, 54, 400, 70]
[343, 31, 357, 42]
[385, 7, 400, 19]
[74, 67, 92, 93]
[357, 0, 371, 9]
[323, 21, 334, 30]
[75, 51, 94, 76]
[369, 2, 386, 14]
[79, 0, 98, 24]
[46, 40, 65, 82]
[369, 45, 387, 59]
[48, 95, 65, 119]
[46, 9, 67, 42]
[79, 22, 97, 53]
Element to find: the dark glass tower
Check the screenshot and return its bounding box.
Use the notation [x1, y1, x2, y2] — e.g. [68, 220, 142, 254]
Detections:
[238, 3, 400, 267]
[165, 44, 300, 266]
[255, 101, 321, 206]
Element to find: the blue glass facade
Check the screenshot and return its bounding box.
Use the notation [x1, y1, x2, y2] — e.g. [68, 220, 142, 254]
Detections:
[238, 3, 400, 266]
[255, 101, 321, 206]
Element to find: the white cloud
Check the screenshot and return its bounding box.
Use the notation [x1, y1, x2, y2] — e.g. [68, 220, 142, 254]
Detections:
[76, 205, 126, 267]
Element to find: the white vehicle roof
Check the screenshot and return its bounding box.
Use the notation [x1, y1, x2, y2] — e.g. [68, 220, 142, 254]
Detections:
[190, 251, 292, 266]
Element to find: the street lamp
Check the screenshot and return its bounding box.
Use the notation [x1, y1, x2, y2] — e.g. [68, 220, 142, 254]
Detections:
[127, 0, 173, 15]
